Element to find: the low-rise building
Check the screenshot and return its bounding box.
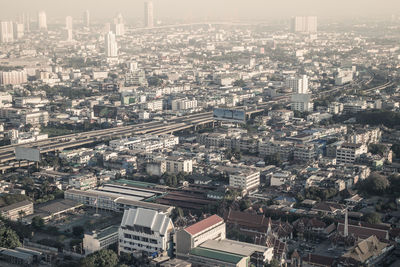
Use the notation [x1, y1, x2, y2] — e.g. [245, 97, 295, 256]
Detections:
[119, 208, 175, 256]
[0, 200, 33, 221]
[83, 225, 119, 255]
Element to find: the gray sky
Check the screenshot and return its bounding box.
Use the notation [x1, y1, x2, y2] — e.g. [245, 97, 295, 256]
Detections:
[1, 0, 400, 21]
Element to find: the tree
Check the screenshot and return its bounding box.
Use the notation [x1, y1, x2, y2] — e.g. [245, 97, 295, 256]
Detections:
[368, 144, 387, 156]
[364, 212, 382, 224]
[0, 226, 21, 248]
[233, 79, 246, 87]
[80, 249, 118, 267]
[358, 173, 389, 195]
[239, 199, 251, 211]
[265, 258, 281, 267]
[31, 216, 45, 230]
[72, 226, 84, 237]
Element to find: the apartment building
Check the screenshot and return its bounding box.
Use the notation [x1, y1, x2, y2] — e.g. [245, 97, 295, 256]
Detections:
[336, 143, 368, 164]
[229, 168, 260, 192]
[165, 156, 193, 174]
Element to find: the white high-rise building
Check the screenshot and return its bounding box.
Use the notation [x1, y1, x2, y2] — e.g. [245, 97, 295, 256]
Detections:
[0, 21, 14, 43]
[144, 1, 154, 28]
[38, 11, 47, 30]
[22, 13, 30, 32]
[83, 10, 90, 28]
[0, 70, 28, 85]
[113, 13, 124, 36]
[105, 32, 118, 58]
[13, 23, 24, 39]
[291, 16, 317, 33]
[65, 16, 73, 30]
[285, 75, 308, 94]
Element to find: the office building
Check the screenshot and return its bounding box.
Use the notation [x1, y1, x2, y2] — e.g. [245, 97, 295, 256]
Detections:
[119, 208, 175, 256]
[291, 16, 317, 33]
[0, 21, 14, 43]
[105, 32, 118, 58]
[38, 11, 47, 30]
[145, 1, 154, 28]
[83, 225, 119, 255]
[83, 10, 90, 27]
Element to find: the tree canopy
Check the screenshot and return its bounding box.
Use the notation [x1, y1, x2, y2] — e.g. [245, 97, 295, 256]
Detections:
[0, 226, 21, 248]
[80, 249, 118, 267]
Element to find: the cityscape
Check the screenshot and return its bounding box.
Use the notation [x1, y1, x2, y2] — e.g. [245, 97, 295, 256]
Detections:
[0, 0, 400, 266]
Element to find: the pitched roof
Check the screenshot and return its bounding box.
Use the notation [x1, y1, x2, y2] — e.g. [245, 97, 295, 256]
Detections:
[121, 208, 171, 236]
[341, 235, 389, 263]
[337, 223, 388, 240]
[184, 214, 224, 236]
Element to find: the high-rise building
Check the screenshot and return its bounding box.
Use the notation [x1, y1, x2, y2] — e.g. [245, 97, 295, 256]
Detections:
[20, 13, 30, 32]
[13, 23, 24, 39]
[0, 21, 14, 43]
[291, 16, 317, 33]
[112, 13, 124, 36]
[285, 75, 309, 94]
[65, 16, 73, 30]
[38, 11, 47, 31]
[105, 32, 118, 58]
[83, 10, 90, 28]
[0, 70, 28, 85]
[144, 1, 154, 28]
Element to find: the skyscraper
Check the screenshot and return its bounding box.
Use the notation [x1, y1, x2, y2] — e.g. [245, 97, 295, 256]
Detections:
[66, 16, 73, 30]
[105, 32, 118, 58]
[113, 13, 124, 36]
[13, 23, 24, 39]
[144, 1, 154, 28]
[38, 11, 47, 31]
[0, 21, 14, 43]
[83, 10, 90, 28]
[285, 75, 309, 94]
[291, 16, 317, 33]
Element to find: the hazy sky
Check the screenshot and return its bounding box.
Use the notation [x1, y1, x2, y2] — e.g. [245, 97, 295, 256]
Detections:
[1, 0, 400, 21]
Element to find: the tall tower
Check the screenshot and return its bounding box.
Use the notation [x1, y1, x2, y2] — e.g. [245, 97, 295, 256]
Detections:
[113, 13, 124, 36]
[65, 16, 73, 30]
[344, 207, 349, 237]
[0, 21, 14, 43]
[38, 11, 47, 31]
[105, 32, 118, 58]
[144, 1, 154, 28]
[291, 16, 317, 33]
[83, 10, 90, 28]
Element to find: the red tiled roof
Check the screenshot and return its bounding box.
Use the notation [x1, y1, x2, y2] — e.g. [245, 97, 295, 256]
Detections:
[184, 215, 224, 236]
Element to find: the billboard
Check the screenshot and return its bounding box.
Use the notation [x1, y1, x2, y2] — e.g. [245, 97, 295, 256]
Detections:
[213, 108, 246, 123]
[15, 147, 41, 162]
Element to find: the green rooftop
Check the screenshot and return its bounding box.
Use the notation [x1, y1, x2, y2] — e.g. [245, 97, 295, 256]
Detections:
[190, 247, 245, 264]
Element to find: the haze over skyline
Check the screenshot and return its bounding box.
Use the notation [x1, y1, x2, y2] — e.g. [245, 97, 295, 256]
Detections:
[1, 0, 400, 21]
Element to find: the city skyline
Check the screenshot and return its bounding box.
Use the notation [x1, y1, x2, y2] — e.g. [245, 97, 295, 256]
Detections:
[0, 0, 400, 21]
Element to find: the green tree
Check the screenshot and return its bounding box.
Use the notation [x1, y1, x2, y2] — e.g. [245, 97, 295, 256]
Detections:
[364, 212, 381, 224]
[358, 173, 389, 195]
[80, 249, 118, 267]
[0, 226, 22, 248]
[72, 226, 84, 237]
[233, 79, 246, 87]
[368, 144, 387, 156]
[31, 216, 45, 230]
